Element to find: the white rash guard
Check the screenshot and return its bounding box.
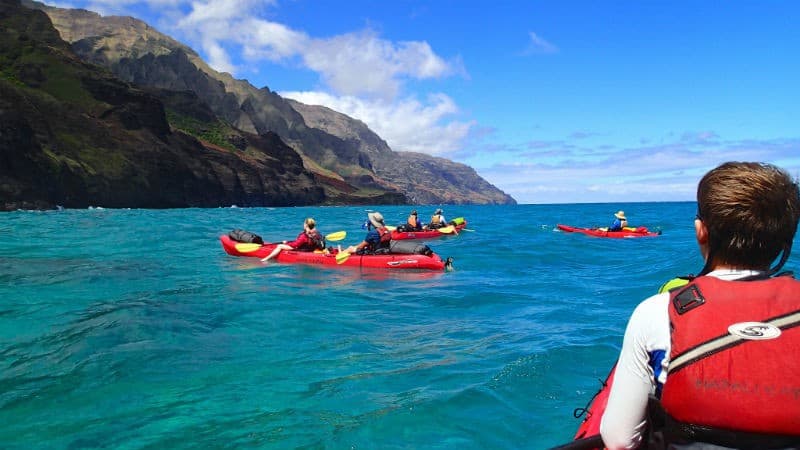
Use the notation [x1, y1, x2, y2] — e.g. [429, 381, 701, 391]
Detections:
[599, 269, 764, 450]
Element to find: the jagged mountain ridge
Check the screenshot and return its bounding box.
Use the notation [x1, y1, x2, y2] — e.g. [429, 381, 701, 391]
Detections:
[24, 0, 516, 205]
[1, 0, 327, 211]
[287, 100, 517, 205]
[21, 0, 398, 203]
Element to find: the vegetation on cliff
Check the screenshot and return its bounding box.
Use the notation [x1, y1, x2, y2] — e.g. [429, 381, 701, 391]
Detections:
[1, 0, 326, 210]
[24, 0, 515, 206]
[5, 0, 515, 210]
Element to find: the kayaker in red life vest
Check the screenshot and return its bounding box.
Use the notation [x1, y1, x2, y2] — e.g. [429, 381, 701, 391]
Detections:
[261, 217, 325, 262]
[609, 210, 628, 231]
[600, 162, 800, 449]
[344, 212, 391, 254]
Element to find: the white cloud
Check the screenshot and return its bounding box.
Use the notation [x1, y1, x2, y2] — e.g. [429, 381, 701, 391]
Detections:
[179, 0, 260, 24]
[297, 31, 452, 99]
[52, 0, 468, 158]
[203, 40, 237, 74]
[475, 137, 800, 204]
[281, 91, 474, 156]
[525, 32, 558, 54]
[170, 2, 456, 100]
[241, 19, 307, 60]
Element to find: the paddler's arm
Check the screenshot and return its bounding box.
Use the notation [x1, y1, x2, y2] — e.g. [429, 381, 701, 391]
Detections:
[600, 293, 670, 450]
[284, 230, 314, 249]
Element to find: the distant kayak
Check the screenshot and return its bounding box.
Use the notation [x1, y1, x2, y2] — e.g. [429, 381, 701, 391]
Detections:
[557, 224, 661, 238]
[390, 218, 468, 240]
[220, 235, 449, 271]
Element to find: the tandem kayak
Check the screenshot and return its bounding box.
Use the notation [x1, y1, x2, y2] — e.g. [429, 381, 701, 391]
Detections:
[557, 224, 661, 238]
[220, 235, 449, 271]
[390, 218, 468, 240]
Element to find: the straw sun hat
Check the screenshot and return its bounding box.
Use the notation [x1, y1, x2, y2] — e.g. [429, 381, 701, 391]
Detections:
[614, 211, 627, 220]
[368, 212, 385, 228]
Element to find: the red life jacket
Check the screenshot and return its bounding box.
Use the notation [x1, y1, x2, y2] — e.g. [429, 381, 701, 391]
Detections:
[364, 226, 392, 252]
[661, 275, 800, 438]
[305, 229, 325, 251]
[377, 226, 392, 247]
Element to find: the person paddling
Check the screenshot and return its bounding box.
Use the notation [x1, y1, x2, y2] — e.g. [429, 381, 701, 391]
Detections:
[261, 217, 325, 263]
[406, 210, 422, 231]
[428, 208, 446, 229]
[343, 212, 391, 255]
[600, 162, 800, 449]
[609, 210, 627, 231]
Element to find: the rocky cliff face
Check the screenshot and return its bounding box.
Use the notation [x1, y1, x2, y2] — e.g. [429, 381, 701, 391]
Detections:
[24, 0, 515, 205]
[288, 101, 517, 205]
[1, 0, 325, 211]
[23, 0, 406, 204]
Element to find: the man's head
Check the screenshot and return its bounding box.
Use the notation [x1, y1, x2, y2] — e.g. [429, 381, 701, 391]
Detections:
[368, 212, 385, 228]
[696, 162, 800, 271]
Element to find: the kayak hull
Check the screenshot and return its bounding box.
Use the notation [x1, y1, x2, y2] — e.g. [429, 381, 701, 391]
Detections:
[557, 224, 660, 238]
[573, 365, 616, 445]
[390, 220, 467, 240]
[220, 235, 446, 270]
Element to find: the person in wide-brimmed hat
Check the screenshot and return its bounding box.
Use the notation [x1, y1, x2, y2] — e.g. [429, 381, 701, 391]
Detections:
[609, 210, 628, 231]
[428, 208, 447, 229]
[344, 211, 391, 254]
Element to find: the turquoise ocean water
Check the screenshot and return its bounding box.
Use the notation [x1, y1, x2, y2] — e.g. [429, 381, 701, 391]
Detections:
[3, 203, 798, 449]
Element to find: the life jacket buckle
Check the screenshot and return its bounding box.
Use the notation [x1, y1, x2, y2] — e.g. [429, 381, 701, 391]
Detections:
[672, 285, 706, 315]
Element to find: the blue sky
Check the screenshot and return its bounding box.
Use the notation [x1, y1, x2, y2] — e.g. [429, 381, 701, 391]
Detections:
[46, 0, 800, 204]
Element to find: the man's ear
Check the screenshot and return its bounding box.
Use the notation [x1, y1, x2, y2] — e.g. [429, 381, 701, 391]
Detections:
[695, 218, 710, 261]
[694, 218, 708, 245]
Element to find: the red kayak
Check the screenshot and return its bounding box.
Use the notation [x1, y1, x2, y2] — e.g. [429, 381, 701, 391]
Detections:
[548, 366, 615, 450]
[557, 224, 661, 238]
[390, 219, 467, 240]
[220, 235, 448, 270]
[570, 365, 616, 449]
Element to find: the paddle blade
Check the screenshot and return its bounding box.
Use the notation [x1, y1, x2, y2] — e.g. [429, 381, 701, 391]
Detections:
[325, 231, 346, 242]
[385, 225, 397, 231]
[235, 243, 262, 253]
[436, 225, 455, 234]
[335, 251, 351, 264]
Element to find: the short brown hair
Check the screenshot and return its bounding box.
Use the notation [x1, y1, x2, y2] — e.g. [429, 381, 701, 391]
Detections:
[697, 162, 800, 269]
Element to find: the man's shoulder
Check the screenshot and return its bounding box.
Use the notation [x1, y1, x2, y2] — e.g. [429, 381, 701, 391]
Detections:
[630, 291, 670, 319]
[657, 277, 691, 294]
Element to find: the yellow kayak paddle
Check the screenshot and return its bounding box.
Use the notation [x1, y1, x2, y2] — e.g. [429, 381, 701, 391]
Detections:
[436, 225, 456, 234]
[234, 230, 346, 254]
[335, 250, 351, 264]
